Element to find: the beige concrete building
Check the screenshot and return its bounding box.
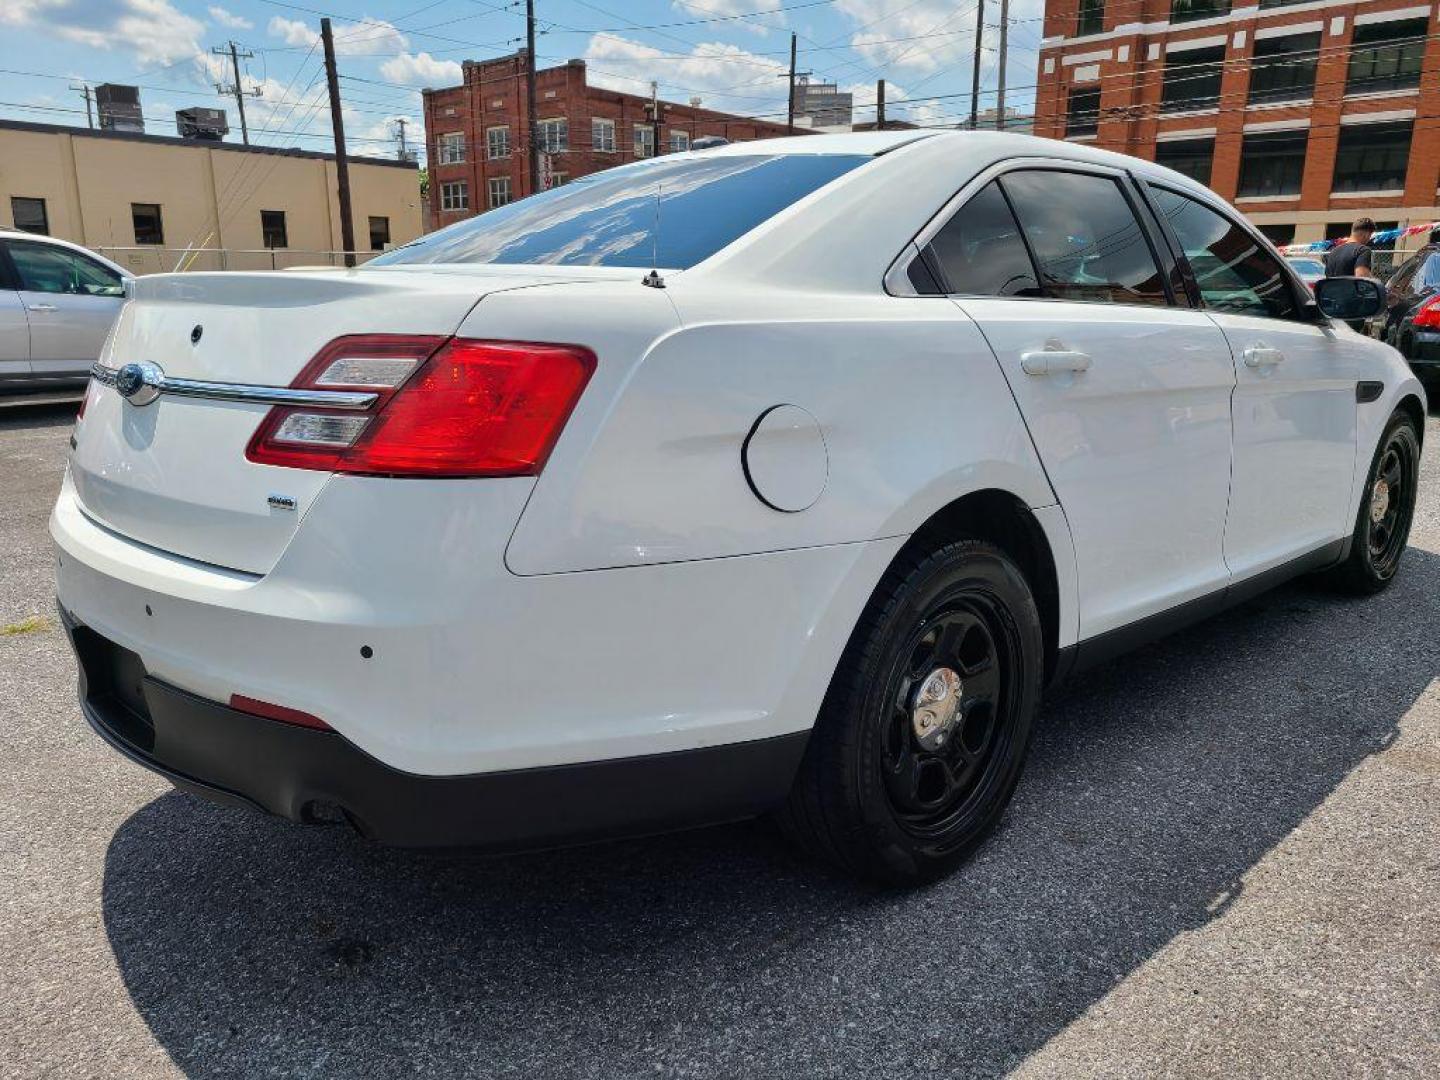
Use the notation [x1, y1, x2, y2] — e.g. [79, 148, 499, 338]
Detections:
[0, 119, 424, 275]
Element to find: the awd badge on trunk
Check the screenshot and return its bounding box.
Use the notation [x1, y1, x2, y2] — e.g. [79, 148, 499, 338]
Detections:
[115, 362, 163, 407]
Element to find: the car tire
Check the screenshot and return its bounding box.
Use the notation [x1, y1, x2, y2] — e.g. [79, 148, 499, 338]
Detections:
[778, 539, 1044, 886]
[1326, 410, 1420, 595]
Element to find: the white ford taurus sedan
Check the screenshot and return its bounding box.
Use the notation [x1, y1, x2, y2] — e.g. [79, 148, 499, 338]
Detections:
[54, 132, 1422, 884]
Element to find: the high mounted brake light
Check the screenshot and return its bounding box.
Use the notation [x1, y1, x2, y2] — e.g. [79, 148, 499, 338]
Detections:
[245, 335, 596, 477]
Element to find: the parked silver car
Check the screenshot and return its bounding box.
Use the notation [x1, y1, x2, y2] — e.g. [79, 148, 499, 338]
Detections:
[0, 230, 131, 391]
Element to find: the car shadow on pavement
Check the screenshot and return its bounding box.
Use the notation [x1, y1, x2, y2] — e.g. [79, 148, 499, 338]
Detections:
[100, 550, 1440, 1079]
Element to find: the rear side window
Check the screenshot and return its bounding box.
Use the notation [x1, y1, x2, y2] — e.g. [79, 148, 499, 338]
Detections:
[1149, 187, 1299, 320]
[924, 181, 1039, 297]
[1413, 252, 1440, 292]
[1001, 170, 1169, 306]
[371, 153, 869, 270]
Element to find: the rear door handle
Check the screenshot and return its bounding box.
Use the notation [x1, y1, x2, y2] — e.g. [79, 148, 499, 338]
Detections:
[1021, 349, 1092, 376]
[1242, 346, 1285, 368]
[27, 303, 57, 313]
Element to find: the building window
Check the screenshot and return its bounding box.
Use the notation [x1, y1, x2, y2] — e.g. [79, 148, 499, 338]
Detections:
[1248, 32, 1320, 105]
[487, 126, 510, 160]
[440, 181, 469, 212]
[592, 117, 616, 153]
[1346, 19, 1427, 95]
[488, 177, 512, 208]
[131, 203, 164, 245]
[1258, 0, 1307, 7]
[1155, 138, 1215, 186]
[1064, 87, 1100, 137]
[634, 124, 655, 158]
[1161, 46, 1225, 113]
[1171, 0, 1229, 23]
[369, 216, 390, 251]
[1257, 223, 1295, 246]
[1077, 0, 1104, 35]
[669, 130, 690, 153]
[1237, 130, 1308, 197]
[550, 172, 569, 187]
[538, 117, 568, 153]
[10, 196, 48, 235]
[260, 210, 287, 249]
[1333, 121, 1412, 192]
[438, 132, 465, 164]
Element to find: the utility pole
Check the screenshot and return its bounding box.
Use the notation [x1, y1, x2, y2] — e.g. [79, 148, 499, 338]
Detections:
[525, 0, 540, 196]
[969, 0, 985, 129]
[649, 80, 662, 155]
[787, 32, 797, 134]
[320, 19, 356, 267]
[212, 40, 260, 145]
[996, 0, 1009, 129]
[71, 82, 94, 128]
[394, 116, 410, 161]
[876, 79, 885, 131]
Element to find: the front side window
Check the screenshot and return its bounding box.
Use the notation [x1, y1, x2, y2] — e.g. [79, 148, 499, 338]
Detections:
[1249, 32, 1320, 104]
[10, 196, 48, 235]
[1155, 138, 1214, 185]
[261, 209, 287, 249]
[634, 125, 655, 158]
[923, 180, 1039, 297]
[1237, 130, 1308, 197]
[438, 132, 465, 164]
[1002, 170, 1169, 306]
[132, 203, 163, 245]
[538, 118, 568, 154]
[6, 241, 123, 296]
[1332, 121, 1412, 192]
[440, 181, 469, 212]
[1150, 186, 1299, 319]
[592, 117, 616, 153]
[1161, 46, 1225, 112]
[487, 126, 510, 160]
[1065, 87, 1100, 137]
[1347, 19, 1427, 94]
[373, 153, 869, 270]
[488, 177, 512, 208]
[369, 215, 390, 251]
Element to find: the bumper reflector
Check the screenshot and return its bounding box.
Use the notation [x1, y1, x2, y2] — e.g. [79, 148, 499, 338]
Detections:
[229, 693, 334, 732]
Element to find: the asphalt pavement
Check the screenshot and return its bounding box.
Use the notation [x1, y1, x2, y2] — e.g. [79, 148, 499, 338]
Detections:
[2, 401, 1438, 1079]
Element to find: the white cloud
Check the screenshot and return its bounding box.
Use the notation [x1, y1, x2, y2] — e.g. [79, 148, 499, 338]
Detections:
[584, 32, 789, 113]
[380, 51, 462, 87]
[266, 14, 409, 56]
[670, 0, 786, 36]
[208, 5, 252, 30]
[4, 0, 206, 67]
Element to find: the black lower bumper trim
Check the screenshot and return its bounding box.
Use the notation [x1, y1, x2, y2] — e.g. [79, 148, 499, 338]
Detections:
[62, 613, 809, 850]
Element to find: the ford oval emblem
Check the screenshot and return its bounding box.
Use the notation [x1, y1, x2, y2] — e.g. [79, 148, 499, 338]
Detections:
[191, 324, 204, 344]
[115, 362, 164, 407]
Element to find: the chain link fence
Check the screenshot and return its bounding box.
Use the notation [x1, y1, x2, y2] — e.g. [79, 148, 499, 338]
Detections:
[95, 247, 385, 275]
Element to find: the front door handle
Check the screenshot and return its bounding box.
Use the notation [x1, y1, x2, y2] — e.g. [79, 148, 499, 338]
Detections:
[1021, 349, 1092, 376]
[27, 303, 57, 313]
[1243, 345, 1285, 368]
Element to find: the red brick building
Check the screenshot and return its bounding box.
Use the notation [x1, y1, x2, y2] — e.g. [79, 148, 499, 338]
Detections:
[421, 51, 795, 231]
[1035, 0, 1440, 252]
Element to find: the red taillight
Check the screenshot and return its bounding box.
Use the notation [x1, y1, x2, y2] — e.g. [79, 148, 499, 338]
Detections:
[1413, 295, 1440, 329]
[230, 693, 333, 731]
[246, 335, 595, 478]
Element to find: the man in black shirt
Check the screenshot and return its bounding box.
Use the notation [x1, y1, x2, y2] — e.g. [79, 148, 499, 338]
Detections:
[1324, 217, 1375, 279]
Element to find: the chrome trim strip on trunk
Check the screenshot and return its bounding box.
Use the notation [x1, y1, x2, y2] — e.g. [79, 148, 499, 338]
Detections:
[90, 364, 378, 411]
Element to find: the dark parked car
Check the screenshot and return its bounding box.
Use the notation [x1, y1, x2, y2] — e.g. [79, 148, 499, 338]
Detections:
[1377, 243, 1440, 383]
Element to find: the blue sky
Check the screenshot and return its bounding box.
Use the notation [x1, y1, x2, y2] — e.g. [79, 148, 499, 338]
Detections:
[0, 1, 1047, 162]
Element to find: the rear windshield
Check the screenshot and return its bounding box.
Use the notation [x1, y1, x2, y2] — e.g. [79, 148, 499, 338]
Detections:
[369, 153, 869, 270]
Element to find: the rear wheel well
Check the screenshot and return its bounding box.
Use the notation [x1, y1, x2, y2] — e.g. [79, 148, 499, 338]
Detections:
[898, 490, 1062, 684]
[1397, 394, 1426, 448]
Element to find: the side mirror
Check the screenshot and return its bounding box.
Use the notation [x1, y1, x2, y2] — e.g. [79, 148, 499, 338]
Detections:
[1314, 276, 1385, 321]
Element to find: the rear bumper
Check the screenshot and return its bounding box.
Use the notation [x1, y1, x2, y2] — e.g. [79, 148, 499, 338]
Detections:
[1410, 332, 1440, 367]
[64, 610, 808, 849]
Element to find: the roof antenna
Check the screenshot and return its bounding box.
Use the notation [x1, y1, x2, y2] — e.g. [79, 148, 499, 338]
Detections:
[642, 182, 665, 288]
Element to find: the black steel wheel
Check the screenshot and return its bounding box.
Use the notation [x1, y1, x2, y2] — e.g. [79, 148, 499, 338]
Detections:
[778, 539, 1043, 885]
[1328, 410, 1420, 594]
